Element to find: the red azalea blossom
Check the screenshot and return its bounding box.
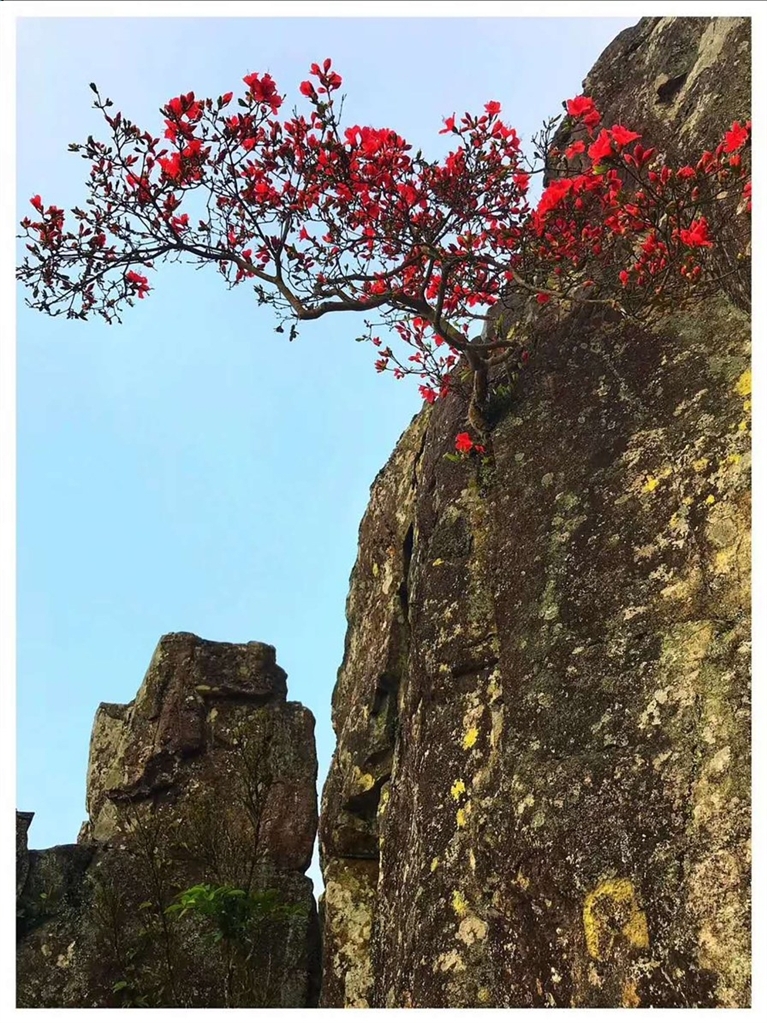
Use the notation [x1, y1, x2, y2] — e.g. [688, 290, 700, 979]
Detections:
[485, 101, 501, 116]
[582, 109, 601, 129]
[566, 96, 596, 119]
[439, 114, 456, 135]
[588, 129, 614, 163]
[565, 140, 586, 159]
[536, 178, 573, 217]
[419, 385, 439, 404]
[125, 270, 150, 299]
[243, 72, 282, 112]
[171, 213, 190, 232]
[723, 121, 749, 153]
[677, 166, 697, 179]
[299, 81, 314, 97]
[159, 152, 183, 181]
[167, 92, 201, 121]
[455, 432, 474, 454]
[30, 195, 43, 211]
[610, 125, 641, 148]
[679, 217, 714, 249]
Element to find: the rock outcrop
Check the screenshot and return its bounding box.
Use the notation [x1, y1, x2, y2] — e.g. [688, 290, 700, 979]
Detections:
[319, 17, 750, 1009]
[17, 633, 320, 1008]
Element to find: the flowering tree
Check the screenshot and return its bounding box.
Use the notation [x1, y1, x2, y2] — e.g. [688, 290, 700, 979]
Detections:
[17, 60, 750, 453]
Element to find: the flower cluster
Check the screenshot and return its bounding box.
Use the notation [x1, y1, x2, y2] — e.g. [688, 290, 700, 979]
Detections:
[455, 432, 485, 456]
[17, 64, 750, 456]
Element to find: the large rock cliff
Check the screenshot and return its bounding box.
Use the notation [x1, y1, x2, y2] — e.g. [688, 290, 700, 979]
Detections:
[319, 17, 751, 1009]
[17, 633, 320, 1008]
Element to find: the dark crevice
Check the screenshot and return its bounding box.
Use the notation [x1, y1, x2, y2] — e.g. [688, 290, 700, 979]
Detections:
[655, 72, 688, 104]
[399, 524, 414, 616]
[371, 671, 398, 717]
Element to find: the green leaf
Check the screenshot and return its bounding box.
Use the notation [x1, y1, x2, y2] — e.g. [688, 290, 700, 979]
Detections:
[112, 980, 129, 993]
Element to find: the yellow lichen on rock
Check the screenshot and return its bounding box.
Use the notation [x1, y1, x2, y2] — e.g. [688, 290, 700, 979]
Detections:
[456, 803, 472, 828]
[462, 727, 479, 750]
[622, 978, 641, 1007]
[450, 779, 466, 801]
[452, 890, 469, 918]
[351, 766, 376, 793]
[583, 878, 650, 961]
[733, 369, 751, 397]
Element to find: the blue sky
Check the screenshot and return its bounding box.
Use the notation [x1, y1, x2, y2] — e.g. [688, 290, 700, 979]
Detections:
[15, 13, 637, 890]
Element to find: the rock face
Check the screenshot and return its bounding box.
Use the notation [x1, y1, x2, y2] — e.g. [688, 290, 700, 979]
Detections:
[319, 17, 750, 1009]
[17, 633, 320, 1008]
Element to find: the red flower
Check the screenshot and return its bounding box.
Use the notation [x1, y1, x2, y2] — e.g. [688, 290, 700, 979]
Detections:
[679, 217, 714, 249]
[587, 129, 614, 163]
[158, 152, 183, 181]
[30, 195, 43, 211]
[439, 114, 456, 135]
[299, 81, 315, 97]
[171, 212, 189, 232]
[723, 121, 749, 153]
[182, 138, 203, 160]
[419, 385, 439, 404]
[677, 165, 697, 179]
[166, 92, 201, 121]
[243, 72, 282, 112]
[536, 293, 550, 304]
[221, 92, 233, 105]
[565, 140, 586, 160]
[566, 96, 596, 119]
[474, 444, 486, 455]
[484, 101, 501, 116]
[619, 269, 630, 286]
[455, 432, 474, 454]
[582, 109, 601, 129]
[125, 270, 150, 299]
[537, 178, 573, 216]
[513, 172, 530, 192]
[610, 125, 641, 148]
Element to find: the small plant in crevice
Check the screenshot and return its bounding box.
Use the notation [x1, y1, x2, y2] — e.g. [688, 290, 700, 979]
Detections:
[165, 882, 308, 1008]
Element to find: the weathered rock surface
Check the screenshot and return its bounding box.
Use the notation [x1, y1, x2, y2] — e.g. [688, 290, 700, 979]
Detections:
[319, 17, 750, 1009]
[17, 633, 320, 1008]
